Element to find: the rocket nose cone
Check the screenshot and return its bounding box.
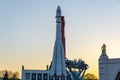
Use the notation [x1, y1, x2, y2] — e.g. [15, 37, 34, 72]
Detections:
[57, 6, 61, 11]
[56, 6, 61, 17]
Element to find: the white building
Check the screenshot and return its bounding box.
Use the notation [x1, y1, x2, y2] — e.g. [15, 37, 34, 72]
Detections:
[99, 44, 120, 80]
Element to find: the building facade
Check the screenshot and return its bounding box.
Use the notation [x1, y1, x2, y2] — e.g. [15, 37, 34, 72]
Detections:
[99, 44, 120, 80]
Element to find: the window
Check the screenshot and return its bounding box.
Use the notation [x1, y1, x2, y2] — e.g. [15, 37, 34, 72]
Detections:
[55, 76, 59, 80]
[38, 73, 42, 80]
[115, 72, 120, 80]
[26, 73, 30, 80]
[49, 76, 53, 80]
[32, 73, 36, 80]
[43, 74, 48, 80]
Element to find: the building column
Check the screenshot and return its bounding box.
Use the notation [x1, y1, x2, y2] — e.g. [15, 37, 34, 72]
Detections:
[22, 71, 25, 80]
[30, 73, 32, 80]
[59, 76, 61, 80]
[36, 73, 38, 80]
[42, 73, 43, 80]
[65, 76, 66, 80]
[53, 76, 55, 80]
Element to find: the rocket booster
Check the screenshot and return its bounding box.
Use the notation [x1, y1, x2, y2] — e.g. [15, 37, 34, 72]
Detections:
[61, 16, 66, 57]
[56, 6, 66, 57]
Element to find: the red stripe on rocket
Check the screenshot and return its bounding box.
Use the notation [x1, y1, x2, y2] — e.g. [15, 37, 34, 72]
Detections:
[61, 16, 66, 57]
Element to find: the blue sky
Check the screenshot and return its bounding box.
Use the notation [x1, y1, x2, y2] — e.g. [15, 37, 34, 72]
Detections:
[0, 0, 120, 78]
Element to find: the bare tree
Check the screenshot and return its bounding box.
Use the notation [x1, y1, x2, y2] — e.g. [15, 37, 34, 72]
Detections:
[8, 71, 13, 78]
[0, 70, 20, 80]
[13, 71, 19, 79]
